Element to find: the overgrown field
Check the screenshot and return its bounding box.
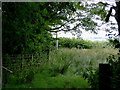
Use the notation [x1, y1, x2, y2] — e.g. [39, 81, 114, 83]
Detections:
[3, 48, 118, 88]
[49, 48, 118, 75]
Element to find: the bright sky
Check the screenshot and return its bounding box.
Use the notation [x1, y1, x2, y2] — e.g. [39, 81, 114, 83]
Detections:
[53, 1, 118, 41]
[57, 30, 118, 41]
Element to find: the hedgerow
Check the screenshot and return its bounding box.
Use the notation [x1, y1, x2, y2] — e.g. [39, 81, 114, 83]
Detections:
[51, 37, 110, 49]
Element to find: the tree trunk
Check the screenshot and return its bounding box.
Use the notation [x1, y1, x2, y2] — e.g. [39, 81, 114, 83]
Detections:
[115, 1, 120, 56]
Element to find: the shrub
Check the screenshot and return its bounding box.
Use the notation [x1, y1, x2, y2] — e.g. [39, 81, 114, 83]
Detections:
[83, 67, 99, 88]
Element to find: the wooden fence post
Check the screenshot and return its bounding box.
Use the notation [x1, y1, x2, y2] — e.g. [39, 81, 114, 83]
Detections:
[20, 55, 24, 71]
[32, 54, 33, 61]
[99, 64, 111, 89]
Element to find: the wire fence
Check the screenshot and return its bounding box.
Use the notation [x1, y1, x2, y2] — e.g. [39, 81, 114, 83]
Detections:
[2, 54, 49, 73]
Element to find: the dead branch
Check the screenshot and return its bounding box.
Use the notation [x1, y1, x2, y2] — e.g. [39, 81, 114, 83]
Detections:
[2, 66, 13, 74]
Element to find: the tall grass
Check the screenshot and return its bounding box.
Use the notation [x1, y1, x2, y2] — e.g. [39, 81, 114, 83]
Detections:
[49, 48, 118, 76]
[3, 47, 118, 88]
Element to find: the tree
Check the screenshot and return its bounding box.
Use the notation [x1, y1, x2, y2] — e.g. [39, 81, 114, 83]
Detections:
[2, 2, 77, 55]
[49, 2, 107, 34]
[115, 1, 120, 36]
[3, 2, 119, 55]
[114, 1, 120, 55]
[114, 1, 120, 59]
[2, 2, 79, 85]
[99, 1, 120, 54]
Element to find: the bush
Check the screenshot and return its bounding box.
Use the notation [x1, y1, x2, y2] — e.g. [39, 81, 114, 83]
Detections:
[83, 67, 99, 88]
[18, 69, 34, 84]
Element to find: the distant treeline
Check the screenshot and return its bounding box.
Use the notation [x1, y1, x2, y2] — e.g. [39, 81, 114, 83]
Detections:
[51, 37, 113, 49]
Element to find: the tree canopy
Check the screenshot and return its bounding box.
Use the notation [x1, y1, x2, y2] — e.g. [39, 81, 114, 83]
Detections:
[2, 1, 120, 55]
[2, 2, 77, 54]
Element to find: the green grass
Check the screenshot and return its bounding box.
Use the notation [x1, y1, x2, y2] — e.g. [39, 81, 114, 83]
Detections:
[4, 74, 89, 88]
[3, 47, 118, 88]
[32, 73, 89, 88]
[49, 48, 118, 75]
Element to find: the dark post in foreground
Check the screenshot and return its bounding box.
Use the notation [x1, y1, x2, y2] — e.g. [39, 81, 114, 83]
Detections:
[99, 64, 111, 89]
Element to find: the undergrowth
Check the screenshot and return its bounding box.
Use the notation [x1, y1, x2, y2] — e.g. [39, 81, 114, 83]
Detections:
[3, 48, 118, 88]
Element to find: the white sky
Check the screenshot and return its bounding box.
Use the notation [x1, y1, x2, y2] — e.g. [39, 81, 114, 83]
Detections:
[53, 1, 119, 41]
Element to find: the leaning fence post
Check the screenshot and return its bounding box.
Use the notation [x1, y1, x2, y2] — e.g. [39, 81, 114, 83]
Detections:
[99, 64, 111, 89]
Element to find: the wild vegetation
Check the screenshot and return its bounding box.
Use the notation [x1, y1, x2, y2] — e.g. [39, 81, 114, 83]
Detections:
[2, 1, 120, 89]
[3, 37, 119, 88]
[3, 47, 118, 88]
